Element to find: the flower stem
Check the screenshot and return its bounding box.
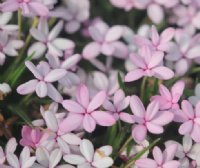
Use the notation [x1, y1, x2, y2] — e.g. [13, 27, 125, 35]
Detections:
[118, 136, 133, 157]
[140, 77, 147, 101]
[18, 9, 22, 39]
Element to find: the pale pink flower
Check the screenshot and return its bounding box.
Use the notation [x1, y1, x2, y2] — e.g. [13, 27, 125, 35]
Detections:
[64, 139, 114, 168]
[19, 125, 49, 148]
[1, 0, 49, 17]
[5, 146, 36, 168]
[103, 89, 130, 120]
[47, 53, 81, 88]
[135, 144, 180, 168]
[60, 84, 116, 133]
[165, 29, 200, 76]
[90, 71, 121, 96]
[120, 95, 174, 142]
[0, 33, 24, 65]
[170, 4, 200, 34]
[51, 0, 90, 34]
[82, 21, 125, 59]
[41, 110, 82, 154]
[175, 100, 200, 143]
[33, 147, 62, 168]
[165, 135, 200, 168]
[134, 25, 175, 52]
[17, 61, 66, 102]
[0, 138, 17, 165]
[151, 81, 185, 110]
[28, 18, 75, 59]
[125, 46, 174, 82]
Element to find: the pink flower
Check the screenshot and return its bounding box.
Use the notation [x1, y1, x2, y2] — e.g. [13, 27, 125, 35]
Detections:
[60, 84, 116, 133]
[64, 139, 114, 168]
[51, 0, 90, 34]
[28, 18, 75, 59]
[176, 100, 200, 143]
[103, 89, 130, 120]
[82, 20, 125, 59]
[17, 61, 66, 102]
[1, 0, 49, 17]
[135, 144, 180, 168]
[165, 29, 200, 76]
[125, 46, 174, 82]
[134, 26, 175, 52]
[19, 125, 49, 148]
[120, 95, 174, 142]
[151, 81, 185, 110]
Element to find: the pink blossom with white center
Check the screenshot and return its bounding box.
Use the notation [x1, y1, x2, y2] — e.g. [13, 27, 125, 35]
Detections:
[135, 144, 180, 168]
[125, 46, 174, 82]
[1, 0, 49, 17]
[17, 61, 66, 102]
[33, 147, 63, 168]
[175, 100, 200, 143]
[151, 81, 185, 111]
[47, 53, 81, 88]
[60, 84, 116, 133]
[28, 18, 75, 59]
[0, 33, 24, 66]
[120, 95, 174, 143]
[64, 139, 114, 168]
[0, 12, 18, 36]
[165, 135, 200, 168]
[103, 89, 130, 120]
[51, 0, 90, 34]
[134, 25, 175, 52]
[19, 125, 49, 148]
[165, 29, 200, 76]
[82, 20, 125, 59]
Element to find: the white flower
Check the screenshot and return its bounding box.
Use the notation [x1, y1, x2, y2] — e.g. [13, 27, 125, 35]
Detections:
[28, 18, 75, 59]
[64, 139, 114, 168]
[0, 83, 11, 94]
[165, 135, 200, 168]
[0, 33, 24, 65]
[32, 148, 62, 168]
[189, 83, 200, 106]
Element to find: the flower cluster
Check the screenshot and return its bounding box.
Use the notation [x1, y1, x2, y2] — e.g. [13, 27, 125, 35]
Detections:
[1, 0, 200, 168]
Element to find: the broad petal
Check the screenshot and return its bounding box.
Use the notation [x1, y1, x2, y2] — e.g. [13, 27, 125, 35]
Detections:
[92, 157, 114, 168]
[171, 80, 185, 103]
[28, 42, 46, 59]
[152, 147, 163, 165]
[151, 111, 174, 125]
[59, 114, 83, 133]
[52, 38, 75, 50]
[163, 144, 178, 162]
[80, 139, 94, 162]
[135, 158, 157, 168]
[105, 26, 123, 42]
[82, 42, 101, 59]
[44, 69, 66, 82]
[120, 113, 134, 124]
[87, 91, 106, 112]
[36, 81, 47, 98]
[62, 100, 85, 113]
[25, 61, 43, 80]
[91, 111, 116, 126]
[182, 100, 194, 119]
[125, 69, 144, 82]
[17, 80, 38, 95]
[44, 111, 58, 132]
[83, 114, 96, 133]
[29, 2, 49, 16]
[150, 25, 160, 45]
[163, 161, 180, 168]
[63, 154, 85, 165]
[146, 101, 159, 120]
[130, 95, 145, 117]
[76, 84, 90, 109]
[147, 4, 164, 24]
[178, 120, 193, 135]
[48, 21, 63, 41]
[47, 83, 63, 103]
[152, 66, 174, 80]
[132, 125, 147, 142]
[146, 122, 163, 134]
